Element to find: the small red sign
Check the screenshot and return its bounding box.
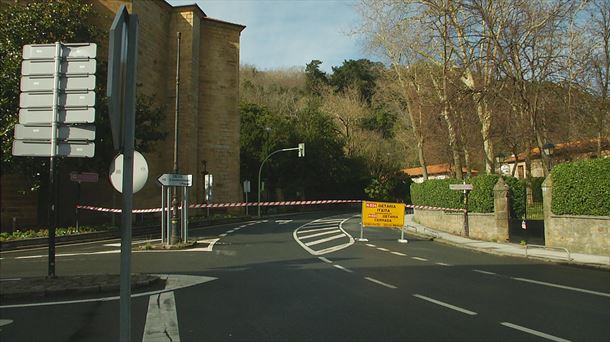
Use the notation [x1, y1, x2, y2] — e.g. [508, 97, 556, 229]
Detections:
[70, 172, 99, 183]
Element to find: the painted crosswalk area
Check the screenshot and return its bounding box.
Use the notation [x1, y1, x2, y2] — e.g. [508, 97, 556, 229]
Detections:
[293, 218, 354, 255]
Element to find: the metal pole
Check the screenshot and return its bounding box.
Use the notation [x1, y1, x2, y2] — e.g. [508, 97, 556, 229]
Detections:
[257, 148, 295, 217]
[170, 32, 181, 245]
[166, 187, 171, 246]
[120, 14, 138, 342]
[76, 182, 81, 232]
[161, 186, 166, 244]
[464, 189, 470, 237]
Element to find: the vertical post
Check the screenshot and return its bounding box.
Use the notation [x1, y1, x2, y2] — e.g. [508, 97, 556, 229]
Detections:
[463, 190, 470, 238]
[161, 186, 166, 244]
[166, 187, 171, 246]
[183, 186, 189, 242]
[119, 13, 138, 342]
[75, 182, 81, 232]
[171, 32, 181, 245]
[47, 41, 62, 278]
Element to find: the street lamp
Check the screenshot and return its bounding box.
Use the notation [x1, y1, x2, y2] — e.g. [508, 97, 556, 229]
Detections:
[495, 152, 506, 174]
[258, 143, 305, 217]
[543, 142, 555, 172]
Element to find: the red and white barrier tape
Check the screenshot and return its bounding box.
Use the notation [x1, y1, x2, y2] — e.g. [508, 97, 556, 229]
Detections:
[77, 200, 464, 214]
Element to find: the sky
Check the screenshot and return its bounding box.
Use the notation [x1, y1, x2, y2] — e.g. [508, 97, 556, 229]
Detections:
[166, 0, 374, 72]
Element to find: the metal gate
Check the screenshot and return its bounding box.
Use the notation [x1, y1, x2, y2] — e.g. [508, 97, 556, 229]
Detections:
[509, 199, 545, 245]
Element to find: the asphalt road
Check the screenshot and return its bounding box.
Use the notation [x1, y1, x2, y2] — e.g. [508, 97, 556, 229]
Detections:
[1, 210, 609, 341]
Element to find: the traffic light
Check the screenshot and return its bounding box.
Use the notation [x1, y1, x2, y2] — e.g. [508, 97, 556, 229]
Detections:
[298, 143, 305, 157]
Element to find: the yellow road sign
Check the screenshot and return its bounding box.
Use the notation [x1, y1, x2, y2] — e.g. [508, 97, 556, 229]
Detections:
[362, 201, 405, 228]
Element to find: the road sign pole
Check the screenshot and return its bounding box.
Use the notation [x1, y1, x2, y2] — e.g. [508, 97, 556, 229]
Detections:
[170, 32, 181, 245]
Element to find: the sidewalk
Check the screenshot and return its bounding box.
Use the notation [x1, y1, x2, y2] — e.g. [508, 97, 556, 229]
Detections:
[404, 215, 610, 269]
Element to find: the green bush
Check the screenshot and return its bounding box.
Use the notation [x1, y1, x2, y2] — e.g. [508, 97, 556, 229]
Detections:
[551, 158, 610, 216]
[530, 177, 545, 202]
[410, 179, 464, 210]
[411, 175, 525, 216]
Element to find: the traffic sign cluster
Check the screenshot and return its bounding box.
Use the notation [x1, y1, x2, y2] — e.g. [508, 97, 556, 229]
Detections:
[12, 43, 97, 158]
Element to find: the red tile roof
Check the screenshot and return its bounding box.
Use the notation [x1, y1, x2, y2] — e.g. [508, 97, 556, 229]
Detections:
[504, 138, 609, 162]
[402, 163, 478, 177]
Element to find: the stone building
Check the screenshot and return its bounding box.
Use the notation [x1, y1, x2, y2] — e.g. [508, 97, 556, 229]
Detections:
[0, 0, 244, 228]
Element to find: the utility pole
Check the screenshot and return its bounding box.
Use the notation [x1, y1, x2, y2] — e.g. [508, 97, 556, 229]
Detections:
[170, 32, 181, 244]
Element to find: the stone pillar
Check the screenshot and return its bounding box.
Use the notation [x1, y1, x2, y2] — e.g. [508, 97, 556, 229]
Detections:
[541, 175, 553, 245]
[493, 178, 510, 241]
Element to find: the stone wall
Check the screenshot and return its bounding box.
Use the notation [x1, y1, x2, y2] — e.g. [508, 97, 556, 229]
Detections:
[413, 210, 499, 241]
[542, 176, 610, 255]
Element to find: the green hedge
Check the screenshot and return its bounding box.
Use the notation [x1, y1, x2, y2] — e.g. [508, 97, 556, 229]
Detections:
[410, 175, 525, 217]
[551, 158, 610, 216]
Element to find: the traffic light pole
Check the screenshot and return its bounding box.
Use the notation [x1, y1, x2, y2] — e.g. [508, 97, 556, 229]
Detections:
[257, 144, 304, 217]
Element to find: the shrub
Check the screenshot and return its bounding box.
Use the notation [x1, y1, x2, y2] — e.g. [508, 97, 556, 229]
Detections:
[530, 177, 545, 202]
[551, 158, 610, 216]
[468, 175, 499, 213]
[410, 179, 464, 210]
[503, 177, 526, 219]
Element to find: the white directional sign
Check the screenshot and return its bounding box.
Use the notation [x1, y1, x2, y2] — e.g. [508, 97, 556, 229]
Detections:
[157, 173, 193, 187]
[12, 42, 97, 158]
[110, 151, 149, 193]
[449, 184, 474, 191]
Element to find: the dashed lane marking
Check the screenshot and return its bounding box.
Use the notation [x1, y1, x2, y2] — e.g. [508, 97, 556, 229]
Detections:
[436, 262, 453, 266]
[473, 269, 496, 275]
[377, 247, 390, 252]
[365, 244, 376, 248]
[391, 252, 407, 256]
[364, 277, 397, 289]
[333, 265, 354, 273]
[413, 294, 477, 316]
[500, 322, 571, 342]
[318, 257, 332, 264]
[411, 257, 428, 262]
[512, 277, 610, 298]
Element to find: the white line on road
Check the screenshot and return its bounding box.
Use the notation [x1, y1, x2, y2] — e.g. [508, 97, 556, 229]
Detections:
[304, 234, 346, 247]
[334, 264, 354, 273]
[219, 233, 227, 237]
[473, 269, 496, 275]
[377, 247, 390, 252]
[500, 322, 571, 342]
[0, 278, 21, 282]
[365, 244, 376, 248]
[299, 229, 341, 240]
[435, 262, 453, 266]
[143, 291, 180, 342]
[512, 277, 610, 298]
[297, 226, 337, 234]
[318, 257, 332, 264]
[413, 294, 477, 316]
[391, 252, 407, 256]
[411, 257, 428, 262]
[364, 277, 397, 289]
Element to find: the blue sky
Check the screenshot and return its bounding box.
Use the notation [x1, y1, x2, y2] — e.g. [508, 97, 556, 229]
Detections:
[166, 0, 372, 72]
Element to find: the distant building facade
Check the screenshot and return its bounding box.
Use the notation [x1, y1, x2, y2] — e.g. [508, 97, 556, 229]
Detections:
[0, 0, 244, 228]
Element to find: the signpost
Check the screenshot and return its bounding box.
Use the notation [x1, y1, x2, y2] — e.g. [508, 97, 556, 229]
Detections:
[107, 5, 138, 341]
[449, 182, 473, 237]
[158, 174, 192, 245]
[243, 180, 251, 216]
[360, 201, 406, 243]
[11, 42, 97, 279]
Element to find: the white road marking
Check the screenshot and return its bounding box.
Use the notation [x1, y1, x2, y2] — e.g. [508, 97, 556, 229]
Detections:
[411, 257, 428, 262]
[473, 269, 496, 275]
[500, 322, 571, 342]
[293, 216, 355, 256]
[143, 291, 180, 342]
[333, 264, 353, 273]
[364, 277, 397, 289]
[0, 274, 217, 309]
[188, 238, 219, 252]
[365, 244, 376, 248]
[377, 247, 390, 252]
[219, 233, 227, 237]
[318, 257, 332, 264]
[512, 277, 610, 298]
[297, 227, 337, 234]
[435, 262, 452, 266]
[15, 250, 120, 259]
[0, 278, 21, 282]
[275, 220, 293, 224]
[227, 229, 235, 233]
[391, 252, 407, 256]
[299, 229, 341, 240]
[413, 294, 477, 316]
[304, 234, 346, 247]
[0, 319, 14, 331]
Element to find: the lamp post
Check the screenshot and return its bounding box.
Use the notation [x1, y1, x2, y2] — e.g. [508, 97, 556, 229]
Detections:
[170, 32, 181, 245]
[258, 143, 305, 217]
[542, 142, 555, 173]
[495, 152, 506, 174]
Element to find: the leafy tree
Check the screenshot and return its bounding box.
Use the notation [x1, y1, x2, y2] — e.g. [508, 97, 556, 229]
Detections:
[330, 59, 383, 103]
[305, 60, 328, 96]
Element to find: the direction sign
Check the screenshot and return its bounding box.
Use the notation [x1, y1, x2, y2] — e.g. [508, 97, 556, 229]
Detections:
[157, 173, 193, 187]
[20, 91, 95, 108]
[449, 184, 474, 191]
[14, 124, 95, 141]
[70, 172, 99, 183]
[12, 140, 95, 157]
[19, 107, 95, 124]
[21, 74, 96, 92]
[21, 59, 96, 76]
[23, 43, 97, 60]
